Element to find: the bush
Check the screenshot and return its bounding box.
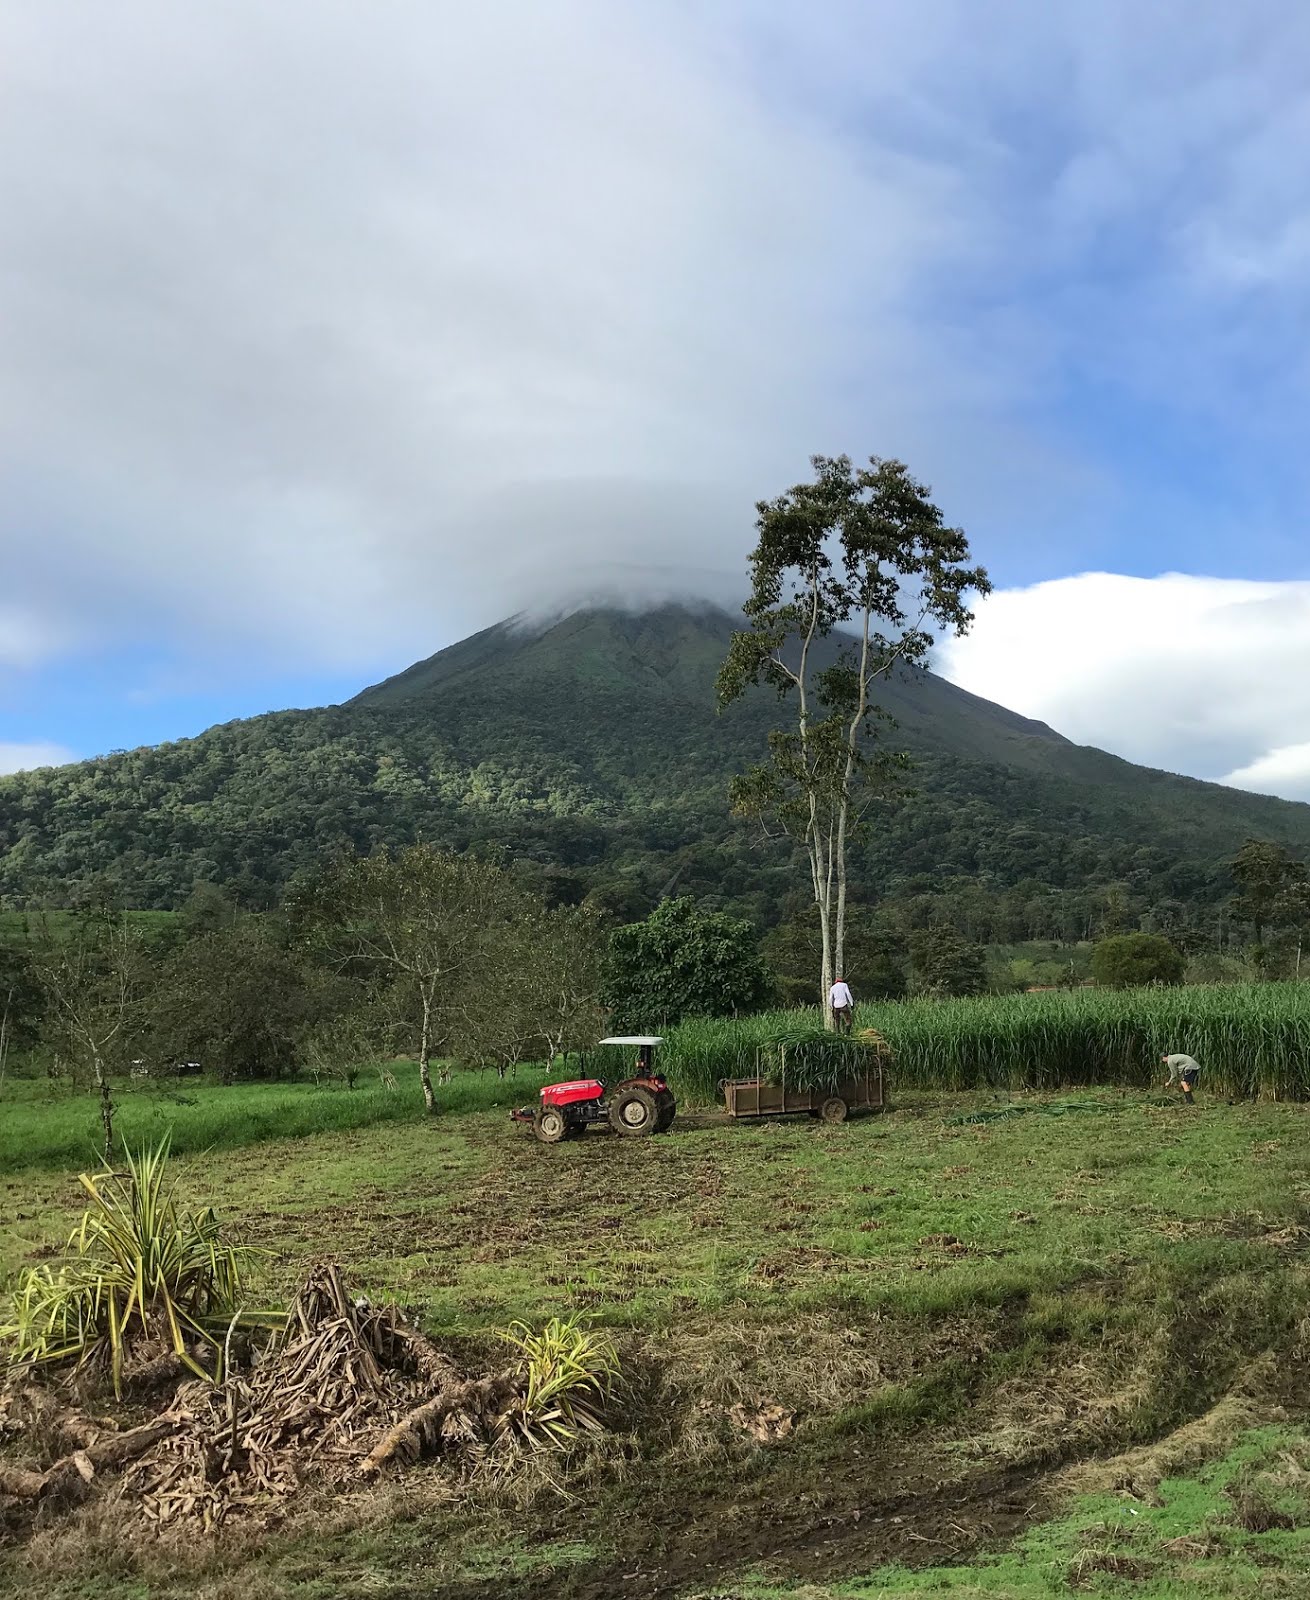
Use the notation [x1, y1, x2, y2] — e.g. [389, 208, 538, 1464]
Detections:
[602, 897, 771, 1028]
[1, 1143, 269, 1394]
[1091, 933, 1185, 989]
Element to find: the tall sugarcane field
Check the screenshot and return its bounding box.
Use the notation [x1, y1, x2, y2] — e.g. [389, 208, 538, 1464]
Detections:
[660, 983, 1310, 1102]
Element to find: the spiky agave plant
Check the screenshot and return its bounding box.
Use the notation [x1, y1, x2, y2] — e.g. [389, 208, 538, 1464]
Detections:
[499, 1314, 620, 1452]
[1, 1141, 270, 1395]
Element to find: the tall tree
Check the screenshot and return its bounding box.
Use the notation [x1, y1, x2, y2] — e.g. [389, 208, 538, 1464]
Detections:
[717, 454, 988, 1024]
[1230, 839, 1308, 947]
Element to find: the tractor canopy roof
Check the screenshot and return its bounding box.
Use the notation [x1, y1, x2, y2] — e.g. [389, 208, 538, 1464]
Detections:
[598, 1035, 664, 1047]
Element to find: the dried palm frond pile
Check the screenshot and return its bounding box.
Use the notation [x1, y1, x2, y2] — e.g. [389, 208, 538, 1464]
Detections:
[122, 1263, 522, 1527]
[3, 1263, 621, 1531]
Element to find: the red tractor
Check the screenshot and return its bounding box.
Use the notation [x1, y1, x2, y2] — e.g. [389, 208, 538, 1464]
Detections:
[512, 1036, 675, 1144]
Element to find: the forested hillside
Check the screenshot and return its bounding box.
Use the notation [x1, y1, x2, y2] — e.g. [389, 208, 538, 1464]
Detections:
[2, 604, 1309, 939]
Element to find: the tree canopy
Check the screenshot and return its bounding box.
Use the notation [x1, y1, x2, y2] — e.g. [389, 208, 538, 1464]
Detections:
[1090, 933, 1186, 989]
[602, 897, 772, 1029]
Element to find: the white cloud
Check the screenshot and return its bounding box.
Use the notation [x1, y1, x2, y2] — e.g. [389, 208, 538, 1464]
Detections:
[0, 0, 1010, 676]
[1221, 744, 1310, 803]
[0, 741, 75, 776]
[937, 573, 1310, 799]
[3, 1, 1310, 698]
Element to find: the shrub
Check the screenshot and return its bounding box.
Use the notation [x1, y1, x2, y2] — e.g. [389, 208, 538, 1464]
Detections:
[1, 1142, 269, 1394]
[500, 1314, 620, 1451]
[602, 898, 771, 1028]
[1091, 933, 1185, 989]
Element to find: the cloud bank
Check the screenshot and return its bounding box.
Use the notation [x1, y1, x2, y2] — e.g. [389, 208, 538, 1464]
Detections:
[4, 1, 1310, 779]
[938, 574, 1310, 801]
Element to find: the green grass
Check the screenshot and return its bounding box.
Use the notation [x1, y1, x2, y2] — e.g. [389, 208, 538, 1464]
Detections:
[0, 907, 176, 944]
[662, 985, 1310, 1103]
[0, 1061, 556, 1173]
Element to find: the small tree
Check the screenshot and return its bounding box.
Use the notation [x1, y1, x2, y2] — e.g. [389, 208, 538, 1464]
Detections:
[31, 911, 150, 1158]
[149, 919, 336, 1082]
[1090, 933, 1185, 989]
[717, 454, 988, 1026]
[305, 845, 530, 1112]
[602, 897, 771, 1028]
[451, 902, 604, 1076]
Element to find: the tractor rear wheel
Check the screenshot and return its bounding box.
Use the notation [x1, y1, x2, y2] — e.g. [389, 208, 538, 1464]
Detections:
[609, 1086, 659, 1137]
[534, 1106, 569, 1143]
[655, 1089, 676, 1132]
[819, 1096, 849, 1124]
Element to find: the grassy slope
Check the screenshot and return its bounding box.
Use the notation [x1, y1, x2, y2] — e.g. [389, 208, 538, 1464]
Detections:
[3, 1089, 1309, 1598]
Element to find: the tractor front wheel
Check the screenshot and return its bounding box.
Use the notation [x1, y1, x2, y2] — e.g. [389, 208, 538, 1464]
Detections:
[609, 1086, 659, 1137]
[655, 1089, 677, 1132]
[534, 1106, 569, 1144]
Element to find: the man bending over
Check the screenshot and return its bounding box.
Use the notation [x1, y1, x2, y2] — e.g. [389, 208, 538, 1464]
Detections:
[1161, 1053, 1200, 1106]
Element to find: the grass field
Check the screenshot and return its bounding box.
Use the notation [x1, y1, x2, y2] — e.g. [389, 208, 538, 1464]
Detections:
[0, 907, 176, 943]
[661, 985, 1310, 1102]
[0, 1062, 555, 1172]
[3, 1083, 1309, 1598]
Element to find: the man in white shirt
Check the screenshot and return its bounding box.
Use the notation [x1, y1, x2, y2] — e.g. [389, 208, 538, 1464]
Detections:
[830, 977, 854, 1034]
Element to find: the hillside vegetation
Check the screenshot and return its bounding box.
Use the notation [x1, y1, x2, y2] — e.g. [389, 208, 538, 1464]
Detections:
[2, 607, 1310, 937]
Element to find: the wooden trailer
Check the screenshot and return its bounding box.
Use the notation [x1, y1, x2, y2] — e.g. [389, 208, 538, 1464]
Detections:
[722, 1061, 887, 1123]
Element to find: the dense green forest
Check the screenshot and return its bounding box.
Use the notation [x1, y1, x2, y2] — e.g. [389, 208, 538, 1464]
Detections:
[2, 605, 1309, 945]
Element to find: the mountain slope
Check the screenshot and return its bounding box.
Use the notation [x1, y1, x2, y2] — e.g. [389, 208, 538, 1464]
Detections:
[1, 603, 1307, 925]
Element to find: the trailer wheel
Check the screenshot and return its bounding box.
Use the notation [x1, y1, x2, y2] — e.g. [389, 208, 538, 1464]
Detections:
[655, 1089, 677, 1132]
[609, 1086, 659, 1136]
[534, 1106, 569, 1143]
[819, 1097, 849, 1124]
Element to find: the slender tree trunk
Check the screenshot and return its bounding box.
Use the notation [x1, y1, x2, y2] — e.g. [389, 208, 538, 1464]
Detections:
[418, 991, 436, 1114]
[794, 573, 837, 1024]
[0, 987, 11, 1095]
[832, 602, 873, 1029]
[92, 1049, 114, 1161]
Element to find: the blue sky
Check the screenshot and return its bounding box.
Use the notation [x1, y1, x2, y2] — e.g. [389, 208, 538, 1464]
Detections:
[4, 1, 1310, 794]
